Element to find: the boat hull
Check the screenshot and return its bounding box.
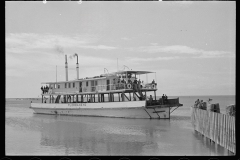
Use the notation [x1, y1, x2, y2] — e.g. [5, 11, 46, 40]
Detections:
[30, 101, 170, 119]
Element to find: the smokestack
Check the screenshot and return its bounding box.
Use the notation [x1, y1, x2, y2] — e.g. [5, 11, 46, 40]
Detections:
[65, 55, 68, 81]
[75, 53, 79, 79]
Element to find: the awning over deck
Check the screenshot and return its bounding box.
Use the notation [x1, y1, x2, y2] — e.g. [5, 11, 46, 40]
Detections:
[111, 70, 154, 75]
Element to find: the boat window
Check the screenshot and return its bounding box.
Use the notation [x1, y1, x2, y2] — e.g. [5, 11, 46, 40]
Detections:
[91, 80, 94, 86]
[54, 84, 57, 89]
[65, 83, 67, 88]
[73, 82, 75, 88]
[69, 83, 71, 88]
[58, 84, 60, 89]
[86, 81, 88, 87]
[95, 81, 97, 86]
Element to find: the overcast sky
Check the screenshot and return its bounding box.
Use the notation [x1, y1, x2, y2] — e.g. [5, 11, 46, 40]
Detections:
[6, 1, 235, 98]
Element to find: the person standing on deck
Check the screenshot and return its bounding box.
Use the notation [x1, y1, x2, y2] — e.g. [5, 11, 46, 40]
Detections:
[133, 78, 137, 90]
[164, 94, 168, 104]
[162, 94, 165, 104]
[152, 79, 155, 84]
[138, 79, 141, 89]
[149, 95, 153, 106]
[141, 81, 144, 88]
[128, 78, 132, 84]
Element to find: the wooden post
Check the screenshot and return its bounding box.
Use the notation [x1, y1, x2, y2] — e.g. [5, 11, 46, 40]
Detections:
[129, 93, 131, 101]
[118, 93, 120, 102]
[122, 92, 125, 101]
[154, 91, 156, 100]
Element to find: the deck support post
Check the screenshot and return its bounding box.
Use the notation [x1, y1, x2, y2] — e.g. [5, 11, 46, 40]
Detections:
[129, 93, 131, 101]
[111, 93, 114, 102]
[118, 93, 120, 102]
[42, 95, 43, 103]
[101, 94, 104, 102]
[121, 92, 124, 101]
[154, 91, 156, 100]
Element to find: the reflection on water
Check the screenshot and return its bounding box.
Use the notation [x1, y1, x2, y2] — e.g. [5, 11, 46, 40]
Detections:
[36, 114, 170, 155]
[6, 99, 233, 155]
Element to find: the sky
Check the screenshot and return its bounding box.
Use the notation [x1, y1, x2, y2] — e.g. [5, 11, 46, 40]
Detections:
[6, 1, 235, 98]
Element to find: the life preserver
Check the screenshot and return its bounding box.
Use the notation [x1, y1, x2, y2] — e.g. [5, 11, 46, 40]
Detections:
[151, 84, 155, 89]
[127, 83, 132, 89]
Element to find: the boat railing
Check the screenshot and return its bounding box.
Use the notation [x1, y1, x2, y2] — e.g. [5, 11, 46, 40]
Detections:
[95, 83, 126, 91]
[147, 97, 180, 106]
[94, 83, 157, 92]
[144, 83, 157, 89]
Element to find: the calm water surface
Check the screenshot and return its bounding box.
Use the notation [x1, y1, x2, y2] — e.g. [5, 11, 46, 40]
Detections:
[6, 95, 235, 155]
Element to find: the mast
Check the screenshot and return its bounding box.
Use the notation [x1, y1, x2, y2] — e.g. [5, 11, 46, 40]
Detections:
[56, 65, 57, 83]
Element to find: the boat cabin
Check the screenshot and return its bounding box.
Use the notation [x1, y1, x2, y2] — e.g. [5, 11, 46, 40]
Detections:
[43, 70, 157, 94]
[40, 70, 158, 104]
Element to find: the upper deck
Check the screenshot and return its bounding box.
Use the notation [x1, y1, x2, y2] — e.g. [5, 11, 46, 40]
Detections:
[41, 70, 157, 95]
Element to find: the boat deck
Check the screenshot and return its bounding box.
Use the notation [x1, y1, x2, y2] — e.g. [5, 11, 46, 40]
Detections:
[42, 88, 157, 96]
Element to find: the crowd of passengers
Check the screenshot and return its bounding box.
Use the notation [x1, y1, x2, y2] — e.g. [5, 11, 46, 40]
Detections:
[112, 77, 156, 90]
[41, 85, 52, 94]
[40, 76, 157, 94]
[147, 94, 168, 106]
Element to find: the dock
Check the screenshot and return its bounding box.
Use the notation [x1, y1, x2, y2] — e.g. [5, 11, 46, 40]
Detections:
[191, 107, 235, 154]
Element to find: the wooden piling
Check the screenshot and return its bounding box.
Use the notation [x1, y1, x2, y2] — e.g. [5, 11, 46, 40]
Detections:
[191, 107, 235, 154]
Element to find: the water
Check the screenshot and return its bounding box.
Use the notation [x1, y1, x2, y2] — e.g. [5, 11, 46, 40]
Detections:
[5, 95, 235, 155]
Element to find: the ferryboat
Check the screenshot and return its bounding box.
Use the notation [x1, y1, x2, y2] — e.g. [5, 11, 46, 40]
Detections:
[30, 54, 183, 119]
